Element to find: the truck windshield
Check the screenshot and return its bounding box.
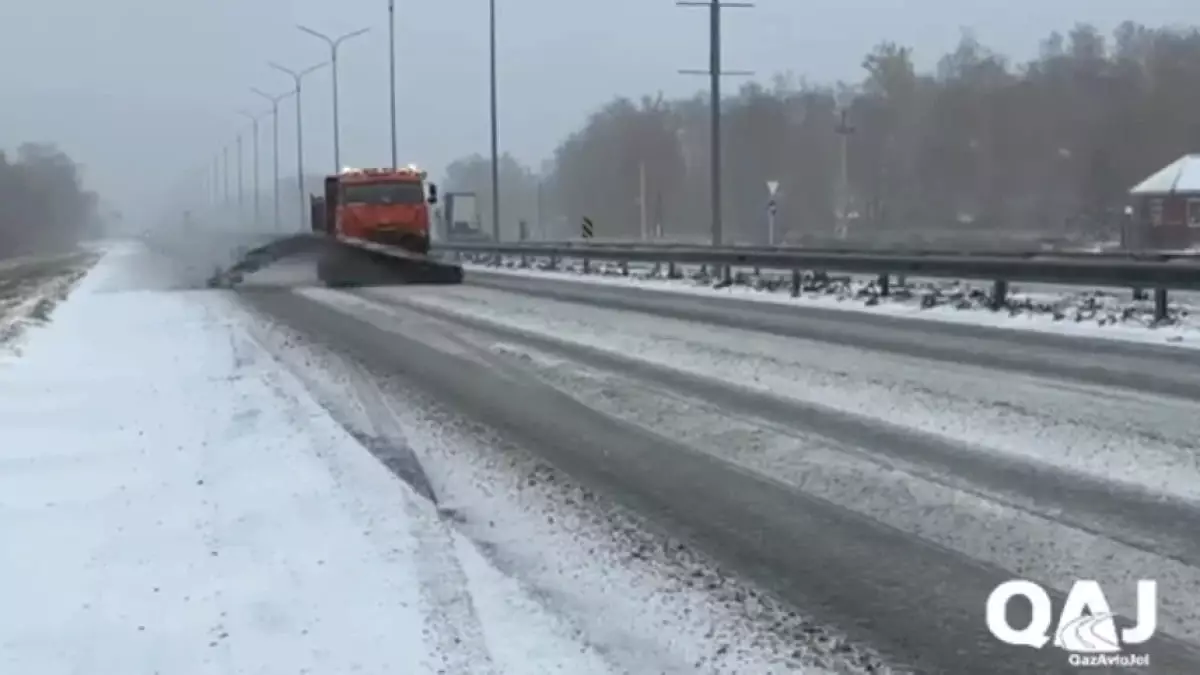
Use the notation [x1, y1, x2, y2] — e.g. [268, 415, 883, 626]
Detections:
[342, 181, 425, 205]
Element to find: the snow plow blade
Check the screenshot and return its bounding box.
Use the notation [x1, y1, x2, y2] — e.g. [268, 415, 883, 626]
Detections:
[206, 234, 464, 289]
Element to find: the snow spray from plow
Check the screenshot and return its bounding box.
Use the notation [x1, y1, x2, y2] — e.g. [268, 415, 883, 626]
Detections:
[206, 233, 464, 289]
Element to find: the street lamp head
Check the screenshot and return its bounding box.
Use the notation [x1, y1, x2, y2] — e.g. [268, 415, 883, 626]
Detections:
[251, 87, 294, 104]
[300, 61, 329, 77]
[336, 27, 371, 45]
[298, 24, 370, 49]
[268, 61, 298, 78]
[297, 25, 333, 45]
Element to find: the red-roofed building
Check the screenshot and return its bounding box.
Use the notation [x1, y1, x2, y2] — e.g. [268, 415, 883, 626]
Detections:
[1127, 154, 1200, 250]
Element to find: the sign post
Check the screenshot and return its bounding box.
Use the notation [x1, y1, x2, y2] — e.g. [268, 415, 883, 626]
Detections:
[766, 180, 779, 245]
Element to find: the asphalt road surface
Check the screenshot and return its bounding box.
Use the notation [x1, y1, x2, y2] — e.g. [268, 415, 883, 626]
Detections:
[237, 266, 1200, 674]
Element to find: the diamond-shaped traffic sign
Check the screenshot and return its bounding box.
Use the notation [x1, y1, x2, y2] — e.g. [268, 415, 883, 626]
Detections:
[766, 180, 779, 196]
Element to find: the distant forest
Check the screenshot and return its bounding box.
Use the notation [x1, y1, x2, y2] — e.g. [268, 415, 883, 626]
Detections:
[0, 143, 99, 258]
[444, 22, 1200, 245]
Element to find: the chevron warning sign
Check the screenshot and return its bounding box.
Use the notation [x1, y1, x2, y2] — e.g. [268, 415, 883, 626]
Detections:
[581, 216, 594, 239]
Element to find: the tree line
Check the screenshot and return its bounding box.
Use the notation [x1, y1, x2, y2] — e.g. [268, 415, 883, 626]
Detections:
[0, 143, 99, 258]
[442, 21, 1200, 247]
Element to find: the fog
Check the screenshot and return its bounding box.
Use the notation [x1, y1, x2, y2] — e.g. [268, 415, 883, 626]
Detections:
[4, 0, 1197, 237]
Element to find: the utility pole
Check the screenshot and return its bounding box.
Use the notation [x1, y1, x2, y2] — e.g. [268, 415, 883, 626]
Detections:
[222, 144, 230, 207]
[835, 108, 855, 239]
[239, 111, 263, 228]
[298, 25, 370, 171]
[489, 0, 501, 245]
[270, 60, 328, 230]
[252, 88, 296, 231]
[677, 0, 753, 249]
[388, 0, 398, 169]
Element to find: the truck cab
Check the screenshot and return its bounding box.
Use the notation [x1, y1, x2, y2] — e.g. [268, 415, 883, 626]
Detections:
[313, 166, 439, 255]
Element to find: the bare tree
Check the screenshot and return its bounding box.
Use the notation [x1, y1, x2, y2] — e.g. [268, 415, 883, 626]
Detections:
[0, 143, 99, 258]
[447, 20, 1200, 249]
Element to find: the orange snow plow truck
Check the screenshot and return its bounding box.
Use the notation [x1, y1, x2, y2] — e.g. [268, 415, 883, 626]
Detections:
[312, 165, 433, 253]
[207, 164, 463, 288]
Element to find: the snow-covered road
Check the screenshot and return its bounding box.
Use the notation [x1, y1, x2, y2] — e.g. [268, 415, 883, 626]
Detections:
[247, 275, 1200, 673]
[0, 243, 868, 674]
[8, 240, 1200, 674]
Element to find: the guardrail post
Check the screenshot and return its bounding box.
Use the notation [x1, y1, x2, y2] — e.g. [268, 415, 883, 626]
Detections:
[991, 280, 1008, 310]
[583, 256, 590, 274]
[791, 269, 801, 297]
[548, 253, 558, 270]
[668, 261, 677, 278]
[1154, 288, 1168, 323]
[878, 274, 890, 296]
[620, 260, 629, 276]
[723, 265, 732, 285]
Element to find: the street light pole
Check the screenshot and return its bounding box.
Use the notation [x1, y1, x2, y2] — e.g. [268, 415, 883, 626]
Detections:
[834, 108, 855, 239]
[252, 87, 296, 231]
[238, 110, 264, 228]
[270, 60, 328, 230]
[298, 24, 370, 171]
[489, 0, 500, 244]
[388, 0, 399, 169]
[236, 133, 244, 222]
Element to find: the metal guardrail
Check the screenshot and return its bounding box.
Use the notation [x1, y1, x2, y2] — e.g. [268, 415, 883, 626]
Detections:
[434, 241, 1200, 321]
[490, 239, 1200, 261]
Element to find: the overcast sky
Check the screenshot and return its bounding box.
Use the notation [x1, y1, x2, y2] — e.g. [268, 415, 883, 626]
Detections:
[3, 1, 1195, 225]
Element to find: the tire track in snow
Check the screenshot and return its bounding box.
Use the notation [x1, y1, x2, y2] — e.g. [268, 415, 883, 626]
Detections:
[246, 312, 645, 674]
[236, 314, 499, 675]
[333, 288, 1200, 661]
[237, 290, 883, 674]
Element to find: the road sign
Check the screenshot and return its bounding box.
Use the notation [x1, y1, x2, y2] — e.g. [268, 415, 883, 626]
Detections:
[581, 216, 594, 239]
[766, 180, 779, 196]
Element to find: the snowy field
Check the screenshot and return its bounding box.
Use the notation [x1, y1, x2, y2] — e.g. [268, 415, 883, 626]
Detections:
[0, 242, 872, 674]
[0, 251, 96, 359]
[462, 257, 1200, 349]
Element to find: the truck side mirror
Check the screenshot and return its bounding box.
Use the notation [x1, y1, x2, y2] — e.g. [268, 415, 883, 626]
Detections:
[427, 183, 439, 204]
